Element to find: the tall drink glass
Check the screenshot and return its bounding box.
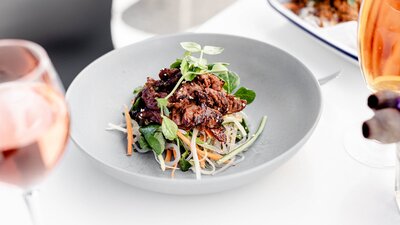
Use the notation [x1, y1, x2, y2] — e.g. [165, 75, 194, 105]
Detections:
[0, 40, 69, 224]
[358, 0, 400, 210]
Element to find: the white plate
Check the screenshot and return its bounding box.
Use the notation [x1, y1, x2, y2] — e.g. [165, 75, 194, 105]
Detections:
[268, 0, 358, 64]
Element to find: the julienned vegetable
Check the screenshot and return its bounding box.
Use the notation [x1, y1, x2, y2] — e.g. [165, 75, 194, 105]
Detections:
[107, 42, 268, 179]
[217, 116, 268, 164]
[123, 106, 133, 156]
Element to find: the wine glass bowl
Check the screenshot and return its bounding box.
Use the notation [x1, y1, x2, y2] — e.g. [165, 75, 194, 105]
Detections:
[358, 0, 400, 92]
[0, 82, 69, 188]
[0, 40, 64, 92]
[344, 0, 400, 168]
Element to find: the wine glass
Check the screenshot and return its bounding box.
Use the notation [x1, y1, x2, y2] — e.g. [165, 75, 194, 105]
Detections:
[0, 39, 70, 224]
[356, 0, 400, 209]
[344, 0, 400, 168]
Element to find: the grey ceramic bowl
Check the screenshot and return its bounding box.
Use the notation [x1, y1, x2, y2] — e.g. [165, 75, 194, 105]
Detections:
[66, 33, 322, 195]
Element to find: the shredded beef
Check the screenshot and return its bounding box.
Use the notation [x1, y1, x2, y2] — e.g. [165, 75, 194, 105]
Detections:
[177, 103, 223, 129]
[130, 68, 247, 142]
[196, 73, 224, 91]
[156, 68, 182, 91]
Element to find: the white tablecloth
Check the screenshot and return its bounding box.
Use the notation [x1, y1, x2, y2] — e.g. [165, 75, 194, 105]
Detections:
[2, 0, 400, 224]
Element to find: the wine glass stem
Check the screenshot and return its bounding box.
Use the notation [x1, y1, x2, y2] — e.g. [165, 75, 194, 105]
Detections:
[23, 189, 42, 225]
[396, 143, 400, 212]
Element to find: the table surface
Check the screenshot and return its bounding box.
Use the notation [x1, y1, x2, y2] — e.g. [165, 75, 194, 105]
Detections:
[2, 0, 400, 224]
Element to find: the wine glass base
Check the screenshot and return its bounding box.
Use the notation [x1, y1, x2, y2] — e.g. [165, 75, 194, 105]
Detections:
[344, 122, 396, 168]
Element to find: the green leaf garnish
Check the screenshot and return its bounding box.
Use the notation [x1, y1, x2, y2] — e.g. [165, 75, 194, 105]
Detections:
[138, 135, 151, 151]
[177, 140, 191, 171]
[180, 42, 202, 53]
[139, 125, 165, 155]
[156, 98, 170, 116]
[240, 118, 250, 134]
[161, 115, 178, 141]
[139, 124, 160, 136]
[179, 158, 192, 172]
[163, 107, 170, 116]
[210, 63, 229, 73]
[218, 71, 240, 94]
[203, 46, 224, 55]
[234, 87, 256, 104]
[180, 57, 189, 76]
[188, 56, 207, 68]
[152, 132, 166, 155]
[184, 72, 198, 81]
[156, 98, 168, 109]
[131, 97, 142, 111]
[133, 86, 143, 95]
[207, 62, 230, 70]
[170, 59, 182, 69]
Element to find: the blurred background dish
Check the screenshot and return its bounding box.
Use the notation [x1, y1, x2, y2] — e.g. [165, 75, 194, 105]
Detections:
[121, 0, 236, 34]
[111, 0, 237, 48]
[284, 0, 361, 28]
[268, 0, 358, 63]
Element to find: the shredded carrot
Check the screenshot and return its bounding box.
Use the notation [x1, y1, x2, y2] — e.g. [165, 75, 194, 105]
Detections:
[199, 135, 207, 168]
[171, 149, 178, 178]
[199, 148, 221, 161]
[124, 106, 133, 156]
[199, 133, 206, 141]
[198, 152, 206, 169]
[165, 149, 172, 163]
[204, 129, 213, 139]
[177, 130, 193, 146]
[177, 130, 222, 161]
[201, 150, 221, 161]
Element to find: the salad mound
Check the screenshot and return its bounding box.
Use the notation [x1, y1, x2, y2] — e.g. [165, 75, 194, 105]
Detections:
[108, 42, 267, 179]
